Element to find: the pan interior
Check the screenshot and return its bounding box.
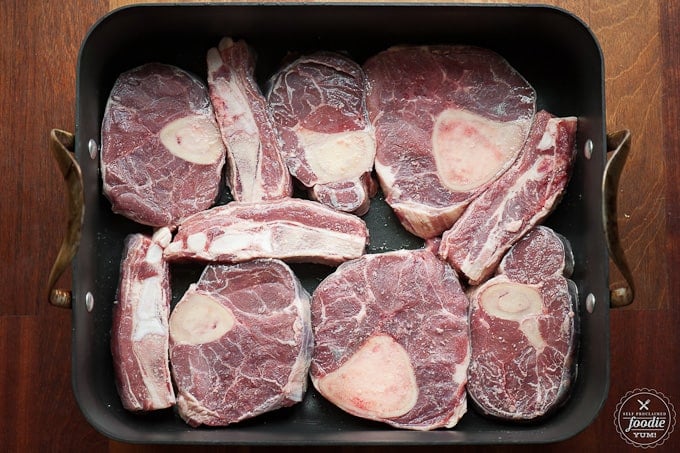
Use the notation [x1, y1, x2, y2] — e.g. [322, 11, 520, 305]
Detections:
[72, 3, 609, 445]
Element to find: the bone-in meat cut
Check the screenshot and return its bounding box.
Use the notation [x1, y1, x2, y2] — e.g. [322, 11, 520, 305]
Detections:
[101, 63, 226, 227]
[439, 111, 577, 285]
[169, 259, 312, 427]
[163, 198, 368, 266]
[111, 228, 175, 411]
[364, 45, 536, 238]
[466, 226, 578, 420]
[267, 52, 376, 215]
[310, 249, 470, 430]
[207, 38, 292, 202]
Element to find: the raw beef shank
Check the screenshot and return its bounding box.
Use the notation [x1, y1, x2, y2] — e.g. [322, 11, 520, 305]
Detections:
[169, 259, 313, 427]
[111, 228, 175, 411]
[101, 63, 226, 227]
[207, 38, 292, 202]
[268, 52, 376, 215]
[439, 111, 577, 285]
[163, 198, 369, 266]
[364, 45, 536, 238]
[310, 249, 470, 430]
[466, 226, 578, 420]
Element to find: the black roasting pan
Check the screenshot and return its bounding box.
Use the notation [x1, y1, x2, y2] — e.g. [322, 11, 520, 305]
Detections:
[46, 2, 635, 445]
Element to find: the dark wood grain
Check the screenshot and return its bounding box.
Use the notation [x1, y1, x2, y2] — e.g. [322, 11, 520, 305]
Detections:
[0, 0, 110, 451]
[594, 0, 669, 311]
[1, 0, 678, 452]
[662, 0, 680, 304]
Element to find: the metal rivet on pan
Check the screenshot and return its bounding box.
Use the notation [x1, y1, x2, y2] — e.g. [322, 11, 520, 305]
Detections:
[583, 139, 594, 160]
[88, 139, 98, 160]
[85, 292, 94, 312]
[585, 293, 596, 313]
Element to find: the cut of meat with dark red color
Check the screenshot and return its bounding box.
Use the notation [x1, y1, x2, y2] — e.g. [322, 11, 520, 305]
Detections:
[267, 52, 377, 215]
[163, 198, 369, 266]
[169, 259, 312, 427]
[207, 38, 292, 202]
[364, 45, 536, 238]
[101, 63, 226, 227]
[310, 249, 470, 430]
[439, 111, 577, 285]
[466, 226, 578, 421]
[111, 228, 175, 411]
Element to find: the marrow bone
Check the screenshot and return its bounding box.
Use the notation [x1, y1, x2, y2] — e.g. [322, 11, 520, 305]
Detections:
[433, 109, 524, 191]
[170, 292, 235, 345]
[478, 281, 543, 321]
[316, 334, 418, 419]
[160, 115, 226, 165]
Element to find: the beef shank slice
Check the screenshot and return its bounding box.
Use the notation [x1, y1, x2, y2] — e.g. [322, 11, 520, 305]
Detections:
[311, 249, 470, 430]
[169, 259, 312, 427]
[364, 45, 536, 238]
[467, 226, 578, 420]
[268, 51, 376, 215]
[111, 228, 175, 411]
[207, 38, 292, 202]
[101, 63, 226, 227]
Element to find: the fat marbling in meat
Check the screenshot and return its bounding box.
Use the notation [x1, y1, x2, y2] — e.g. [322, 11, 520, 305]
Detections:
[364, 45, 536, 238]
[268, 52, 377, 215]
[310, 249, 470, 430]
[101, 63, 226, 227]
[466, 226, 578, 420]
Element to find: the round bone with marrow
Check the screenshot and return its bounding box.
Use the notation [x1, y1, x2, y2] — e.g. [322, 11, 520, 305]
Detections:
[100, 63, 226, 227]
[310, 249, 470, 430]
[169, 259, 313, 427]
[466, 226, 578, 420]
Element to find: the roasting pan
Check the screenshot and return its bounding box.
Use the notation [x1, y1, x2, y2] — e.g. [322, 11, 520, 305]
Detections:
[47, 2, 635, 445]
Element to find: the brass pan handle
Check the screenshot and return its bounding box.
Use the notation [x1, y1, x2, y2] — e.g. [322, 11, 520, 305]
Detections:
[603, 129, 634, 308]
[47, 129, 84, 309]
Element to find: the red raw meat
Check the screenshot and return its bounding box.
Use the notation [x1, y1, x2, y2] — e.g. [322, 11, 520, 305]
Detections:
[268, 52, 376, 215]
[163, 198, 369, 266]
[364, 45, 536, 238]
[439, 111, 577, 285]
[169, 259, 312, 427]
[111, 228, 175, 411]
[310, 249, 470, 430]
[101, 63, 226, 227]
[466, 226, 578, 420]
[207, 38, 292, 202]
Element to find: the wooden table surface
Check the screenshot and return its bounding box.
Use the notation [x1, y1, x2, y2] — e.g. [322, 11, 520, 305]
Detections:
[1, 0, 678, 451]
